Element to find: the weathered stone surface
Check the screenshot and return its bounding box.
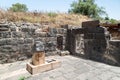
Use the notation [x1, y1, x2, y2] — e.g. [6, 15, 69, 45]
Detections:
[35, 32, 47, 37]
[45, 41, 56, 51]
[84, 27, 104, 33]
[6, 39, 17, 45]
[103, 40, 120, 66]
[26, 59, 61, 75]
[0, 32, 11, 38]
[17, 38, 24, 44]
[57, 28, 67, 34]
[32, 52, 45, 66]
[84, 33, 105, 39]
[47, 28, 57, 37]
[11, 31, 23, 38]
[10, 26, 16, 31]
[35, 41, 45, 52]
[0, 24, 9, 31]
[82, 20, 99, 28]
[24, 38, 33, 44]
[60, 50, 70, 56]
[0, 45, 18, 52]
[0, 20, 119, 65]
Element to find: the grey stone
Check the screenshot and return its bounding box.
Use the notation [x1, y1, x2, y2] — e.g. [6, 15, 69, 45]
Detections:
[10, 26, 16, 31]
[82, 20, 99, 28]
[0, 24, 9, 31]
[47, 28, 57, 37]
[0, 32, 11, 38]
[45, 41, 56, 51]
[17, 38, 24, 44]
[35, 41, 45, 51]
[24, 38, 33, 44]
[57, 28, 67, 34]
[35, 32, 47, 37]
[12, 31, 23, 38]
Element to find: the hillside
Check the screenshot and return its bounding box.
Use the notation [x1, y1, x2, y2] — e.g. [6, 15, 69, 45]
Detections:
[0, 9, 90, 28]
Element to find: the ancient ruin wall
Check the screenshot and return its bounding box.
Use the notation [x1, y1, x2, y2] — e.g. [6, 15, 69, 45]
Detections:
[0, 22, 67, 63]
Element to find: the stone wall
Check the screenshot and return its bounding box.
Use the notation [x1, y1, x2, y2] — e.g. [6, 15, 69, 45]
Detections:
[82, 20, 108, 61]
[66, 20, 120, 66]
[103, 40, 120, 66]
[1, 20, 120, 66]
[0, 22, 67, 63]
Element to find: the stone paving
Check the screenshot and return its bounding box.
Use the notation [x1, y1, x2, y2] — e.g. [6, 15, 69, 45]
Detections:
[0, 55, 120, 80]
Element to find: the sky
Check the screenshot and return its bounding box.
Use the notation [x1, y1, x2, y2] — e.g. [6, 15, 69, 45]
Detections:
[0, 0, 120, 20]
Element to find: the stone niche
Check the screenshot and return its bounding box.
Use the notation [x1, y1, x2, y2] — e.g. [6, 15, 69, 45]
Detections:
[75, 34, 84, 55]
[66, 28, 84, 56]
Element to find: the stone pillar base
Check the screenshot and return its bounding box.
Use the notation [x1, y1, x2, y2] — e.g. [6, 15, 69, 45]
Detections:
[26, 59, 61, 75]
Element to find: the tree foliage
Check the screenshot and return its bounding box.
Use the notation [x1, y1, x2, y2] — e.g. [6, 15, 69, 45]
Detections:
[69, 0, 107, 18]
[9, 3, 28, 12]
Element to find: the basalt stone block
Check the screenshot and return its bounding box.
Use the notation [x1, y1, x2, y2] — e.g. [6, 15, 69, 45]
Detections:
[35, 41, 45, 52]
[0, 33, 2, 38]
[12, 31, 23, 38]
[45, 41, 56, 51]
[10, 26, 16, 31]
[6, 39, 17, 45]
[84, 39, 107, 47]
[109, 40, 120, 47]
[0, 32, 11, 38]
[45, 51, 58, 56]
[24, 32, 32, 38]
[21, 25, 36, 33]
[45, 37, 57, 42]
[84, 33, 105, 39]
[0, 45, 18, 52]
[0, 24, 9, 31]
[103, 40, 120, 66]
[24, 38, 33, 44]
[35, 32, 47, 37]
[61, 24, 68, 29]
[84, 33, 94, 39]
[21, 25, 30, 32]
[48, 28, 57, 37]
[84, 27, 104, 33]
[0, 39, 7, 45]
[94, 33, 105, 39]
[20, 44, 32, 53]
[47, 32, 56, 37]
[34, 38, 46, 43]
[82, 20, 100, 28]
[72, 28, 84, 34]
[57, 28, 67, 34]
[17, 38, 24, 44]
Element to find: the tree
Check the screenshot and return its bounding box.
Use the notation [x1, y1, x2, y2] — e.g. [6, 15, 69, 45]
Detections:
[69, 0, 107, 18]
[9, 3, 28, 12]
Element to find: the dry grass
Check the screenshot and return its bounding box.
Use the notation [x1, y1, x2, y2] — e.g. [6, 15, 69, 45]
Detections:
[0, 9, 90, 27]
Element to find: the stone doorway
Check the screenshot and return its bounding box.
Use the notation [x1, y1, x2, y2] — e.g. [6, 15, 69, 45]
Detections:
[57, 36, 63, 50]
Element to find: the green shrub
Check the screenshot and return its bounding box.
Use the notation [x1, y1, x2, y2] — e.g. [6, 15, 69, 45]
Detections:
[9, 3, 28, 12]
[47, 12, 57, 17]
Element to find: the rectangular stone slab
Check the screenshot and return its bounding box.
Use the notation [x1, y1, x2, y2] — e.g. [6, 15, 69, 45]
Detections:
[26, 60, 61, 75]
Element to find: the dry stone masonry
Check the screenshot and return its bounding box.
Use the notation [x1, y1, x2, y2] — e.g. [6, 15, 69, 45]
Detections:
[0, 22, 67, 63]
[66, 20, 120, 66]
[0, 20, 120, 66]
